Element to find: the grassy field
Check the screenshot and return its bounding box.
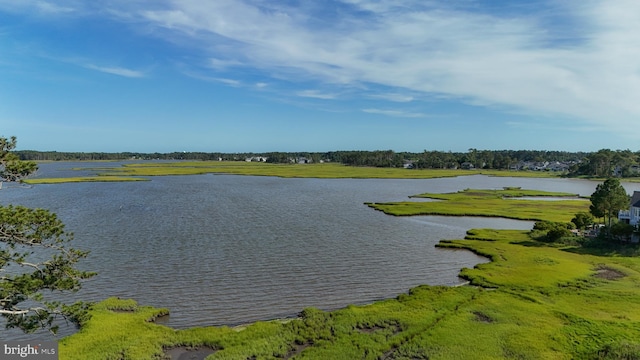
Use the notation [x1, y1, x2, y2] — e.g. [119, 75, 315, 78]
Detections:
[367, 188, 590, 222]
[60, 227, 640, 359]
[25, 161, 565, 183]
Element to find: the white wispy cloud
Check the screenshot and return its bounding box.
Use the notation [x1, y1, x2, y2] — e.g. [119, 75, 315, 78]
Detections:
[182, 66, 266, 88]
[209, 58, 244, 70]
[35, 1, 74, 14]
[215, 78, 241, 87]
[84, 64, 145, 78]
[296, 90, 338, 100]
[369, 93, 415, 103]
[505, 121, 603, 134]
[362, 108, 427, 118]
[0, 0, 79, 15]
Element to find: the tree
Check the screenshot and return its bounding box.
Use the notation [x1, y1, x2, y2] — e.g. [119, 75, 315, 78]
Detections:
[571, 212, 594, 230]
[588, 149, 614, 177]
[0, 136, 38, 183]
[610, 222, 635, 242]
[589, 178, 630, 239]
[1, 136, 95, 334]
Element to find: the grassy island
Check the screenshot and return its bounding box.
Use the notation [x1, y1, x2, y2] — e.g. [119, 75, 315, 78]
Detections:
[26, 161, 563, 183]
[367, 188, 590, 222]
[58, 188, 640, 359]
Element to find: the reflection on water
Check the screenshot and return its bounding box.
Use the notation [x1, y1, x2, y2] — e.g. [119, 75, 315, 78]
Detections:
[2, 163, 639, 341]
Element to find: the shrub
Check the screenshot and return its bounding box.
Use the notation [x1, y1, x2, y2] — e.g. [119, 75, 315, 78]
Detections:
[607, 222, 635, 242]
[572, 212, 594, 230]
[532, 221, 575, 243]
[596, 341, 640, 359]
[533, 221, 556, 231]
[547, 227, 572, 242]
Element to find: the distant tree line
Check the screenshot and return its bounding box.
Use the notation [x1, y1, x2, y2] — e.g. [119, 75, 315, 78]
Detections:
[569, 149, 640, 178]
[15, 150, 229, 161]
[15, 148, 640, 177]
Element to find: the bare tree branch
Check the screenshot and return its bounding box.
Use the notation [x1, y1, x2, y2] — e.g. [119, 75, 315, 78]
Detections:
[0, 309, 30, 315]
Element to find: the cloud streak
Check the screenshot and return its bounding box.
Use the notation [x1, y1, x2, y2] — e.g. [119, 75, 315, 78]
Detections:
[362, 108, 427, 118]
[0, 0, 76, 15]
[84, 64, 145, 78]
[296, 90, 339, 100]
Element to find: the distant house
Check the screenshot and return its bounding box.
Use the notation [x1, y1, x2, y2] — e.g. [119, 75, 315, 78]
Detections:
[533, 161, 549, 171]
[614, 165, 640, 177]
[547, 162, 570, 172]
[460, 162, 474, 170]
[619, 191, 640, 227]
[245, 156, 268, 162]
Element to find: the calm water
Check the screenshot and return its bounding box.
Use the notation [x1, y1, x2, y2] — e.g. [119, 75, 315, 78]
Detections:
[2, 163, 639, 340]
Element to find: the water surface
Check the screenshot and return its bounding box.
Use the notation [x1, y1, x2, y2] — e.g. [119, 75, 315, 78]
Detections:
[2, 163, 638, 340]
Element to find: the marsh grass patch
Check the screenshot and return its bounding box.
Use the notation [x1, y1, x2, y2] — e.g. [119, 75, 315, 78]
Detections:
[103, 297, 138, 312]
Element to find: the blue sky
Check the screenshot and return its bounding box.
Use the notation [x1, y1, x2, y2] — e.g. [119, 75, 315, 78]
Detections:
[1, 0, 639, 153]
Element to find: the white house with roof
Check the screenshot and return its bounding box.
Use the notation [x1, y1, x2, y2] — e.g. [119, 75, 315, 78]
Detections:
[619, 191, 640, 226]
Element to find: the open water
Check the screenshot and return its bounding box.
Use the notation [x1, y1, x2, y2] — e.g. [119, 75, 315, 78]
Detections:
[2, 162, 638, 340]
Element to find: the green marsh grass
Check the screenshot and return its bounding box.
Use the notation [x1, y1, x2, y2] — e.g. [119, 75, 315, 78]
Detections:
[30, 161, 564, 183]
[368, 188, 589, 222]
[59, 298, 172, 360]
[109, 161, 564, 179]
